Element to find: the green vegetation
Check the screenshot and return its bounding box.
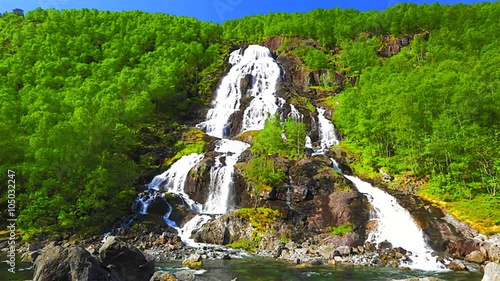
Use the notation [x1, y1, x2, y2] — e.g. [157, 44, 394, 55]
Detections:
[226, 207, 282, 251]
[239, 115, 307, 197]
[166, 128, 209, 166]
[0, 8, 224, 236]
[329, 223, 354, 236]
[1, 1, 499, 237]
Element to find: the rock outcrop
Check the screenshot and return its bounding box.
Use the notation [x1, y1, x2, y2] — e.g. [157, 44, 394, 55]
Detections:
[99, 236, 155, 281]
[33, 243, 117, 281]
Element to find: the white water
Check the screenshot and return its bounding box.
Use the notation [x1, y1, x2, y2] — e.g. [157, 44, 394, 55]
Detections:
[197, 45, 283, 137]
[203, 140, 250, 214]
[147, 153, 205, 212]
[344, 174, 445, 270]
[316, 108, 339, 153]
[288, 104, 303, 122]
[176, 214, 213, 247]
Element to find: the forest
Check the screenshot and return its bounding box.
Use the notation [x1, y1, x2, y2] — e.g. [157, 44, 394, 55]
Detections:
[0, 2, 498, 237]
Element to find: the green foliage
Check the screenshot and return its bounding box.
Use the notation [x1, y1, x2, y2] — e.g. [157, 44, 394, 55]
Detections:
[167, 128, 208, 166]
[0, 9, 224, 236]
[226, 237, 261, 252]
[329, 223, 354, 236]
[241, 115, 307, 197]
[234, 207, 282, 232]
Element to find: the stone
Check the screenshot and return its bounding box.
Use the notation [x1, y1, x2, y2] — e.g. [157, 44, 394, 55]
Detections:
[174, 270, 195, 281]
[21, 251, 40, 263]
[99, 236, 155, 281]
[482, 262, 500, 281]
[447, 259, 468, 271]
[33, 244, 117, 281]
[465, 250, 487, 264]
[150, 272, 178, 281]
[181, 254, 203, 269]
[335, 246, 351, 256]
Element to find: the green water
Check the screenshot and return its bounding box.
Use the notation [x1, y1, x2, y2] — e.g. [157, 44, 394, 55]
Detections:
[0, 254, 483, 281]
[0, 254, 33, 281]
[158, 258, 483, 281]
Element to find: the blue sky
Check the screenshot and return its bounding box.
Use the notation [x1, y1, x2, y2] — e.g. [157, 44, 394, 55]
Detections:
[0, 0, 494, 22]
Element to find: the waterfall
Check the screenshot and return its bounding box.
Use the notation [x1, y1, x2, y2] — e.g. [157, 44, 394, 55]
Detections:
[330, 159, 445, 270]
[316, 108, 339, 153]
[147, 153, 205, 212]
[134, 45, 284, 246]
[345, 175, 445, 270]
[203, 139, 250, 214]
[197, 45, 283, 137]
[288, 104, 303, 122]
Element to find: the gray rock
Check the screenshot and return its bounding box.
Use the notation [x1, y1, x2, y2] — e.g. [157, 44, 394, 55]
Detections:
[99, 236, 155, 281]
[150, 272, 178, 281]
[174, 270, 195, 281]
[33, 244, 117, 281]
[482, 262, 500, 281]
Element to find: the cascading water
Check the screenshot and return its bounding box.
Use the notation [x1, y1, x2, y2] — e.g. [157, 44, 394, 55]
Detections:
[197, 45, 284, 137]
[344, 175, 446, 271]
[148, 153, 205, 212]
[329, 158, 445, 270]
[203, 140, 250, 214]
[316, 108, 339, 152]
[135, 45, 285, 246]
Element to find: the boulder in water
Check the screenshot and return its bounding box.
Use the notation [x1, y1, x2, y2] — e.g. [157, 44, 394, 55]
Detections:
[447, 259, 468, 271]
[150, 272, 178, 281]
[99, 236, 155, 281]
[181, 254, 203, 269]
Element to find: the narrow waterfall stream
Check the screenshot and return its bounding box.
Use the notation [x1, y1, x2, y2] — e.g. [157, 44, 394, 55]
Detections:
[344, 175, 446, 270]
[317, 109, 445, 270]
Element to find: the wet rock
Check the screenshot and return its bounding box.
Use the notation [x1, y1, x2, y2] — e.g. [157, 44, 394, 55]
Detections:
[240, 74, 253, 95]
[150, 272, 178, 281]
[181, 254, 203, 269]
[484, 235, 500, 262]
[21, 250, 40, 263]
[174, 270, 196, 281]
[447, 259, 468, 271]
[99, 236, 155, 281]
[34, 244, 117, 281]
[465, 250, 487, 264]
[482, 262, 500, 281]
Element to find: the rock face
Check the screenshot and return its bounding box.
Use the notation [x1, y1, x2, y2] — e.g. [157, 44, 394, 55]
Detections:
[33, 244, 117, 281]
[192, 213, 253, 245]
[482, 262, 500, 281]
[99, 236, 155, 281]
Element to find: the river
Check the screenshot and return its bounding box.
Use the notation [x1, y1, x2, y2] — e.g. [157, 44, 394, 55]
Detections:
[1, 253, 482, 281]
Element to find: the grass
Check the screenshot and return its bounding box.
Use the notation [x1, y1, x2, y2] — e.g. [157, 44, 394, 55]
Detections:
[419, 193, 500, 235]
[329, 223, 354, 236]
[166, 128, 208, 166]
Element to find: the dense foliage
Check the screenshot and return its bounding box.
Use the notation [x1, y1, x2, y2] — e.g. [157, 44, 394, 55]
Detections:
[239, 116, 307, 197]
[1, 2, 499, 236]
[222, 2, 499, 233]
[0, 8, 225, 235]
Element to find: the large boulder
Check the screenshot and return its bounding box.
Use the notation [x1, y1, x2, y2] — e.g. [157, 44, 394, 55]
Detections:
[99, 236, 155, 281]
[192, 213, 253, 245]
[33, 244, 117, 281]
[482, 262, 500, 281]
